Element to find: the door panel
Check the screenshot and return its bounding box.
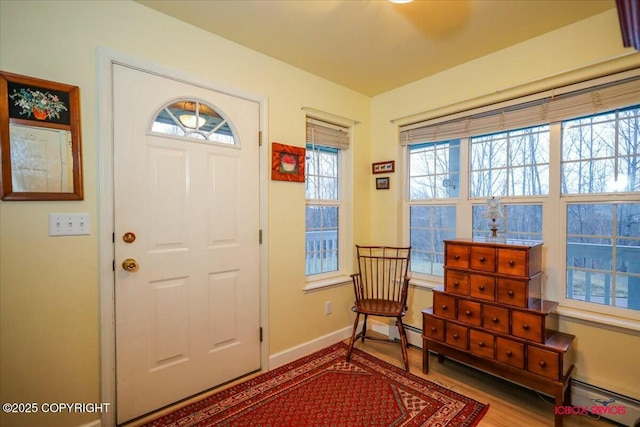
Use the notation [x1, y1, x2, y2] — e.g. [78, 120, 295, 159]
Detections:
[113, 64, 260, 423]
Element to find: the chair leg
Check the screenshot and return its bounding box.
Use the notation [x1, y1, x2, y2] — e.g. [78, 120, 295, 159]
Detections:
[401, 320, 409, 347]
[361, 314, 368, 342]
[397, 317, 410, 372]
[346, 312, 360, 362]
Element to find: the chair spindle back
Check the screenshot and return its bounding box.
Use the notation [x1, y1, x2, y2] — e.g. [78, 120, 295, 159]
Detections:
[354, 245, 411, 305]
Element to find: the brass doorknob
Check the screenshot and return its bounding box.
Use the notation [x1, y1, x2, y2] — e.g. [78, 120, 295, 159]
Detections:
[122, 258, 139, 272]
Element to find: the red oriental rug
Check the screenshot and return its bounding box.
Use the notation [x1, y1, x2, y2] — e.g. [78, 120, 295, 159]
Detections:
[142, 341, 489, 427]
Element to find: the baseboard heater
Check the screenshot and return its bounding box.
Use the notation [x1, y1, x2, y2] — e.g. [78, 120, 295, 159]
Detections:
[389, 323, 640, 427]
[387, 322, 423, 347]
[572, 380, 640, 427]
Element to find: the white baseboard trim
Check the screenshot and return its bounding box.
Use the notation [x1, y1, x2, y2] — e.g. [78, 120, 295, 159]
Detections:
[370, 319, 391, 336]
[268, 323, 362, 369]
[268, 319, 423, 371]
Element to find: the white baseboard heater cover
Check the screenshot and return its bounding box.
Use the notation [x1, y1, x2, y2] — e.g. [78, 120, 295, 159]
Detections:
[571, 380, 640, 427]
[387, 322, 422, 347]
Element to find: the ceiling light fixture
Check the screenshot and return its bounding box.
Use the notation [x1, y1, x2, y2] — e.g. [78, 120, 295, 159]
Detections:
[179, 114, 206, 129]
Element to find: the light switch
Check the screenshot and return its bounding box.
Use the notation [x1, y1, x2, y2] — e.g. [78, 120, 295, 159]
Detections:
[49, 213, 90, 236]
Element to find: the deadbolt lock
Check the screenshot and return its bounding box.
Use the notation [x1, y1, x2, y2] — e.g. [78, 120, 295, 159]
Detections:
[122, 232, 136, 243]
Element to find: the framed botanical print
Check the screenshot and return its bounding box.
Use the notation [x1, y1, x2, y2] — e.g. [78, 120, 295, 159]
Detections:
[0, 71, 83, 200]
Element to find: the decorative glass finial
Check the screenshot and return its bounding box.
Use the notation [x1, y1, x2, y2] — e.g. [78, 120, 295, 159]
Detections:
[483, 197, 503, 238]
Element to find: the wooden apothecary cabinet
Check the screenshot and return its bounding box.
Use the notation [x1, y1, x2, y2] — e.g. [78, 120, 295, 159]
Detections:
[423, 238, 575, 427]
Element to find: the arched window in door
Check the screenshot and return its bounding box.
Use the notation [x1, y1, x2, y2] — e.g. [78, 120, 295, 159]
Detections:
[151, 99, 236, 145]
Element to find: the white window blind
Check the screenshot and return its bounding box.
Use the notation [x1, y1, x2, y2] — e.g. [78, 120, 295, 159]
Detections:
[400, 69, 640, 145]
[307, 117, 350, 149]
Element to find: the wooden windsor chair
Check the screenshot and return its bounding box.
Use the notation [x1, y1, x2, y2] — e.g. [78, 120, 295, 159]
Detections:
[346, 245, 412, 371]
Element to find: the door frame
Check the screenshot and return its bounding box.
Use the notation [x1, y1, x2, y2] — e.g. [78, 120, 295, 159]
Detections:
[97, 48, 269, 427]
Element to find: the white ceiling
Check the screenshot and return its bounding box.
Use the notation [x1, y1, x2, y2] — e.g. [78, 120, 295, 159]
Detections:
[136, 0, 617, 96]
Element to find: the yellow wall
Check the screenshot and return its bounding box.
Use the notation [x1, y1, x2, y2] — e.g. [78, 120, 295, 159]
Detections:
[371, 8, 640, 400]
[0, 1, 369, 426]
[1, 2, 639, 427]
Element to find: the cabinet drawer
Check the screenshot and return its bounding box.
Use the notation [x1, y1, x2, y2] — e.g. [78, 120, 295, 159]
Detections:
[457, 299, 482, 327]
[497, 248, 529, 277]
[482, 304, 509, 334]
[528, 345, 561, 380]
[497, 278, 527, 308]
[446, 244, 469, 269]
[445, 270, 469, 296]
[433, 292, 456, 320]
[470, 246, 496, 272]
[423, 314, 445, 342]
[470, 274, 495, 301]
[511, 310, 545, 343]
[470, 329, 495, 359]
[496, 337, 524, 369]
[446, 323, 468, 350]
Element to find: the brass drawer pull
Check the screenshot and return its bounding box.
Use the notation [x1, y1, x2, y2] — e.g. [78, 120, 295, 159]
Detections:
[452, 334, 459, 339]
[465, 310, 472, 317]
[430, 327, 437, 332]
[479, 256, 485, 262]
[492, 317, 499, 323]
[453, 281, 459, 287]
[506, 351, 513, 357]
[478, 341, 485, 347]
[522, 324, 530, 330]
[454, 255, 460, 260]
[508, 290, 514, 296]
[539, 360, 547, 368]
[441, 305, 448, 310]
[508, 260, 515, 266]
[478, 285, 485, 291]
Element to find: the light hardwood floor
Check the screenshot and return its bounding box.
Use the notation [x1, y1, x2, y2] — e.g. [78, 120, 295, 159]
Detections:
[351, 337, 618, 427]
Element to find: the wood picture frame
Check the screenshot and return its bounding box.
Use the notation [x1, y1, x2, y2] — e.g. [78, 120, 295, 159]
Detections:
[271, 142, 305, 182]
[376, 177, 390, 190]
[372, 160, 395, 174]
[0, 71, 83, 200]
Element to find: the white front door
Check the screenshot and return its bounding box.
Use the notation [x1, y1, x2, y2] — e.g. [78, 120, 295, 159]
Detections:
[113, 64, 261, 423]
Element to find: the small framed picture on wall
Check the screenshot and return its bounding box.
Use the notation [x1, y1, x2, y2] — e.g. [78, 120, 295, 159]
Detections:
[372, 160, 394, 174]
[271, 142, 305, 182]
[376, 177, 390, 190]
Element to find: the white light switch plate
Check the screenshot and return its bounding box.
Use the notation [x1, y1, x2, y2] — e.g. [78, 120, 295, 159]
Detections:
[49, 213, 90, 236]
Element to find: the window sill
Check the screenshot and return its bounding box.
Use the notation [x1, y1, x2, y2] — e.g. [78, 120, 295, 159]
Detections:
[409, 278, 443, 290]
[555, 305, 640, 334]
[303, 275, 352, 292]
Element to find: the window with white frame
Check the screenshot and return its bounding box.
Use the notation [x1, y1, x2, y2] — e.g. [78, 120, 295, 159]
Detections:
[407, 141, 459, 277]
[401, 69, 640, 319]
[468, 126, 547, 241]
[409, 141, 460, 199]
[470, 125, 550, 198]
[562, 107, 639, 195]
[562, 106, 640, 310]
[409, 205, 456, 276]
[305, 118, 350, 279]
[566, 203, 640, 309]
